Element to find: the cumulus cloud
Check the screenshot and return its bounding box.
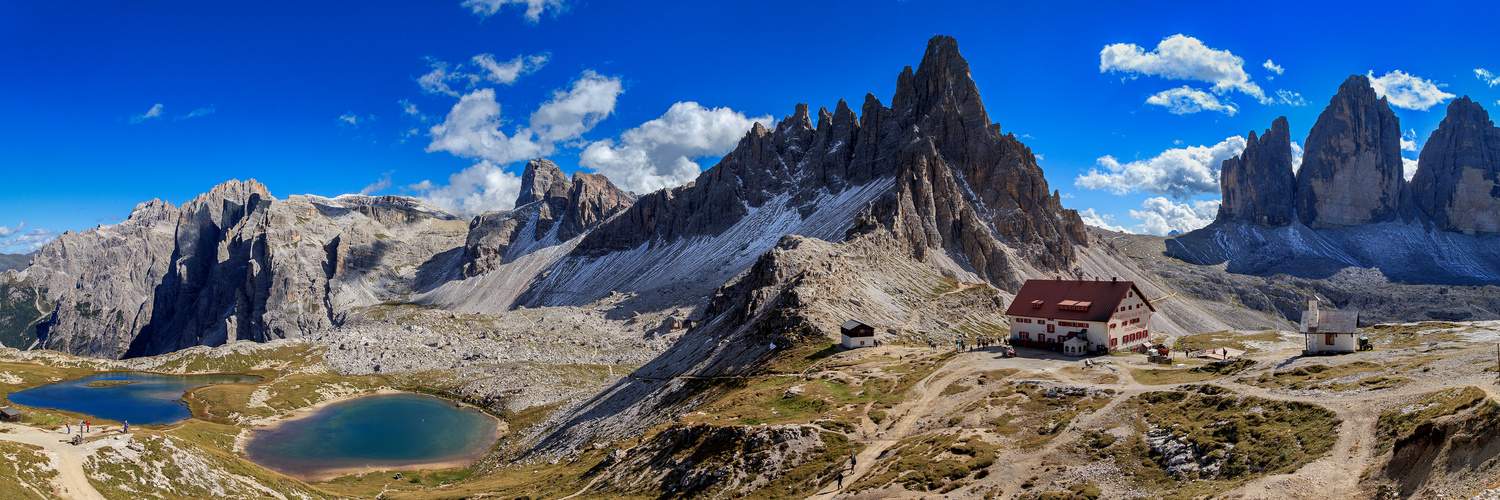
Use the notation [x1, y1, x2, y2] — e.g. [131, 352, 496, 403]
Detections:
[425, 88, 547, 165]
[417, 58, 478, 96]
[461, 0, 564, 22]
[1291, 141, 1304, 173]
[472, 53, 549, 84]
[0, 228, 58, 254]
[579, 102, 772, 193]
[0, 222, 24, 238]
[418, 70, 622, 214]
[130, 103, 165, 124]
[1130, 197, 1219, 235]
[528, 70, 622, 143]
[1075, 136, 1246, 201]
[1263, 60, 1284, 75]
[1100, 34, 1265, 100]
[1145, 86, 1238, 115]
[1078, 208, 1130, 233]
[1476, 68, 1500, 87]
[1401, 128, 1421, 152]
[1273, 90, 1308, 106]
[1403, 157, 1420, 181]
[406, 161, 523, 217]
[1368, 70, 1455, 111]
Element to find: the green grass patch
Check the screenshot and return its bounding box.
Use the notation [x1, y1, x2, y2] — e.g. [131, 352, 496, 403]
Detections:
[1242, 361, 1381, 389]
[1375, 386, 1490, 452]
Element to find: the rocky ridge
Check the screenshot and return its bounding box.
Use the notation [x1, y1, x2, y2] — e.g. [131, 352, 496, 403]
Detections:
[1295, 75, 1410, 228]
[1217, 117, 1296, 226]
[1411, 96, 1500, 234]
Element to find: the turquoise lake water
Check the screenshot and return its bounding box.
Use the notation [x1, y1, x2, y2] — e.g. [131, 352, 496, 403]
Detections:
[244, 393, 498, 480]
[6, 371, 261, 425]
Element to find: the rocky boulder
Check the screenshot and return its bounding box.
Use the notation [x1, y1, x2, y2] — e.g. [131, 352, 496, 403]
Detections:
[1218, 117, 1296, 226]
[1294, 75, 1409, 228]
[1411, 96, 1500, 234]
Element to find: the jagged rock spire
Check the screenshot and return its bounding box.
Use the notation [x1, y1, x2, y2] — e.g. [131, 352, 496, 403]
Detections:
[1411, 96, 1500, 233]
[516, 158, 570, 207]
[1295, 75, 1409, 228]
[1218, 117, 1296, 226]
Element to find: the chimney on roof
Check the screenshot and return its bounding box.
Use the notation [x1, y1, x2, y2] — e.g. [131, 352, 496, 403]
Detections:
[1111, 276, 1117, 282]
[1308, 298, 1320, 328]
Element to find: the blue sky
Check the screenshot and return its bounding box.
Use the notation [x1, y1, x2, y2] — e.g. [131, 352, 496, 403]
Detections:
[4, 0, 1499, 253]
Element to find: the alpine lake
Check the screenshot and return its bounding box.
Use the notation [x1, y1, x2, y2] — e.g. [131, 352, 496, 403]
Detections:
[10, 371, 499, 481]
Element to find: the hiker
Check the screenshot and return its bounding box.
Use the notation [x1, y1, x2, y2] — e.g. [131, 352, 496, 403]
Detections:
[65, 424, 70, 434]
[123, 421, 129, 434]
[85, 421, 90, 433]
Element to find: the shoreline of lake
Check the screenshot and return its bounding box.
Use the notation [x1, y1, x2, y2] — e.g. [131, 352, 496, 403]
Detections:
[239, 391, 504, 482]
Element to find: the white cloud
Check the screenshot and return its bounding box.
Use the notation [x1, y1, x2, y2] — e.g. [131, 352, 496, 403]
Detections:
[0, 222, 24, 238]
[1075, 136, 1246, 201]
[1368, 70, 1456, 111]
[425, 88, 547, 165]
[461, 0, 564, 22]
[1401, 128, 1421, 152]
[1100, 34, 1265, 100]
[528, 70, 623, 144]
[359, 171, 394, 196]
[418, 70, 622, 214]
[1145, 86, 1238, 115]
[1130, 197, 1219, 236]
[1263, 60, 1284, 75]
[338, 112, 373, 127]
[406, 161, 523, 217]
[1078, 208, 1130, 233]
[174, 106, 216, 120]
[579, 102, 772, 193]
[1403, 157, 1419, 181]
[1273, 90, 1308, 106]
[130, 103, 164, 124]
[417, 58, 477, 97]
[1476, 68, 1500, 87]
[1291, 141, 1304, 173]
[0, 228, 57, 254]
[472, 53, 549, 84]
[400, 99, 421, 117]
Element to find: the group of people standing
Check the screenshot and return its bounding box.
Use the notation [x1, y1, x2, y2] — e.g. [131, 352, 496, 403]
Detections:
[64, 419, 128, 434]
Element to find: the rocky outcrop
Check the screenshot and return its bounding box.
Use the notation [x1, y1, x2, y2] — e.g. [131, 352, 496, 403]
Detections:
[516, 158, 571, 207]
[1218, 117, 1296, 226]
[15, 180, 469, 358]
[567, 35, 1086, 293]
[1411, 96, 1500, 234]
[459, 165, 634, 278]
[1295, 75, 1409, 228]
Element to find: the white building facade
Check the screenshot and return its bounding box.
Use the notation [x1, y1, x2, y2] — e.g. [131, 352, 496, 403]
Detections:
[1006, 279, 1154, 355]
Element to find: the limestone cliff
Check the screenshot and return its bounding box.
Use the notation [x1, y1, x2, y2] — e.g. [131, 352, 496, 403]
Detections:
[560, 35, 1086, 298]
[1294, 75, 1410, 228]
[1217, 117, 1296, 226]
[15, 181, 469, 358]
[1411, 96, 1500, 234]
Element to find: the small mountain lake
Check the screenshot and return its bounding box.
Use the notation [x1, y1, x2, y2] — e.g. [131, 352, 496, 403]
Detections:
[7, 371, 261, 425]
[244, 392, 499, 481]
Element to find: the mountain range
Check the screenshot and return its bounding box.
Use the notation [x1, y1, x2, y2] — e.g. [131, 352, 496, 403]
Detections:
[1171, 75, 1500, 286]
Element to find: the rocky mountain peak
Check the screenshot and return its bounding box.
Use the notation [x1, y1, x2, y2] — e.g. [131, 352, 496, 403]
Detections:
[1218, 116, 1296, 226]
[517, 158, 571, 207]
[1294, 74, 1409, 228]
[1411, 96, 1500, 234]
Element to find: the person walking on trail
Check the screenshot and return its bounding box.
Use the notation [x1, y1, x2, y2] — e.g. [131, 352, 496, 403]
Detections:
[65, 423, 70, 434]
[123, 421, 129, 434]
[85, 421, 90, 433]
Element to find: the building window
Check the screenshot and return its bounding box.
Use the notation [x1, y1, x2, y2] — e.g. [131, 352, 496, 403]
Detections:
[1325, 333, 1334, 346]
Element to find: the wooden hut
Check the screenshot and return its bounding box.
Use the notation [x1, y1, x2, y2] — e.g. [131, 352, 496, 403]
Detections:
[840, 320, 876, 349]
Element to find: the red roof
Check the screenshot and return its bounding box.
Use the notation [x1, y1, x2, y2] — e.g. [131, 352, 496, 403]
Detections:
[1004, 279, 1153, 322]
